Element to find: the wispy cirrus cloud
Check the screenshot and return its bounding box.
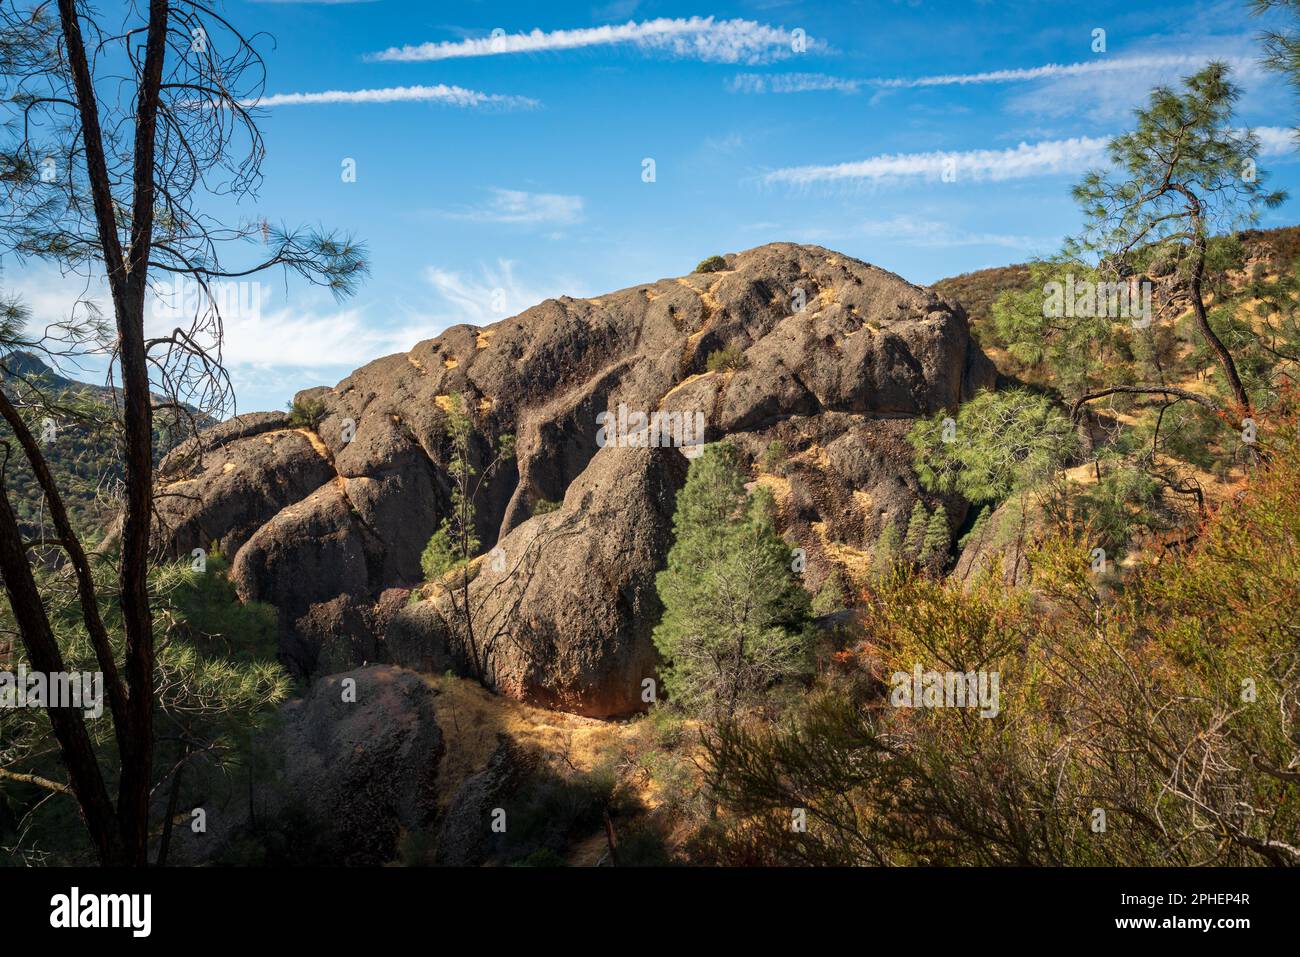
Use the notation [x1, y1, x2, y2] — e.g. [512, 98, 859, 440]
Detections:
[247, 84, 538, 109]
[730, 53, 1259, 98]
[730, 72, 861, 94]
[765, 125, 1297, 190]
[447, 188, 585, 226]
[421, 260, 589, 326]
[875, 53, 1254, 89]
[369, 17, 815, 65]
[1004, 46, 1267, 121]
[855, 216, 1046, 250]
[764, 136, 1111, 188]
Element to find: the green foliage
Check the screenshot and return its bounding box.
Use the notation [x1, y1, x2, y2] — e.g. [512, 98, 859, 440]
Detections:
[811, 568, 851, 617]
[989, 258, 1135, 395]
[286, 397, 325, 428]
[909, 389, 1078, 506]
[705, 342, 748, 373]
[931, 263, 1034, 343]
[0, 350, 211, 541]
[1, 554, 289, 864]
[426, 391, 515, 583]
[703, 416, 1300, 863]
[1073, 64, 1284, 253]
[872, 516, 902, 578]
[957, 505, 991, 552]
[653, 443, 812, 725]
[759, 439, 788, 475]
[695, 255, 728, 273]
[902, 501, 929, 561]
[532, 497, 561, 515]
[919, 506, 950, 568]
[421, 522, 464, 582]
[167, 552, 281, 676]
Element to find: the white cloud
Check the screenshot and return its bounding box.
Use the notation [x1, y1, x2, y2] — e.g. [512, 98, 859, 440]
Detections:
[764, 136, 1110, 188]
[730, 72, 861, 94]
[217, 303, 424, 368]
[248, 84, 538, 109]
[421, 260, 588, 327]
[763, 122, 1297, 191]
[370, 17, 815, 65]
[1005, 48, 1267, 122]
[855, 216, 1046, 250]
[448, 188, 584, 225]
[729, 54, 1265, 107]
[1253, 125, 1298, 157]
[874, 54, 1254, 89]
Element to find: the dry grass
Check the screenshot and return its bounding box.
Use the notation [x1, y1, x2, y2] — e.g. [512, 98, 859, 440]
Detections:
[422, 674, 640, 811]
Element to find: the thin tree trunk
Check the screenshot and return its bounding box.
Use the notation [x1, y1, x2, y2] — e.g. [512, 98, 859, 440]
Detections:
[111, 0, 169, 869]
[0, 389, 128, 741]
[1183, 200, 1250, 414]
[0, 481, 124, 864]
[155, 755, 186, 866]
[57, 0, 168, 866]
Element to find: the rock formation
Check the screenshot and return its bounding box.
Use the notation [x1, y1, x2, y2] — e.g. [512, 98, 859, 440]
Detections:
[152, 243, 995, 716]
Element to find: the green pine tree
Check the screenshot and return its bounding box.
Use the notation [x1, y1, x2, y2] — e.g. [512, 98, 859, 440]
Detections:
[920, 505, 951, 569]
[873, 516, 902, 579]
[903, 500, 930, 562]
[653, 443, 811, 728]
[812, 568, 851, 617]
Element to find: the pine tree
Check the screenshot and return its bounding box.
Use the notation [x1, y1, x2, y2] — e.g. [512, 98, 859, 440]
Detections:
[422, 392, 514, 681]
[812, 568, 851, 617]
[653, 444, 811, 727]
[903, 501, 930, 563]
[1072, 63, 1284, 415]
[958, 505, 992, 552]
[920, 505, 951, 570]
[873, 516, 902, 579]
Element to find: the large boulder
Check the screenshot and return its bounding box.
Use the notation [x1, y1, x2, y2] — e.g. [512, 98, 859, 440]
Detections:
[151, 243, 996, 712]
[387, 443, 688, 717]
[163, 665, 444, 865]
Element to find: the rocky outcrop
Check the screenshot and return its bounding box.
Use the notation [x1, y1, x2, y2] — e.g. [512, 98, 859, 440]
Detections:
[164, 665, 443, 865]
[433, 734, 534, 866]
[152, 243, 996, 715]
[273, 666, 444, 864]
[387, 442, 688, 716]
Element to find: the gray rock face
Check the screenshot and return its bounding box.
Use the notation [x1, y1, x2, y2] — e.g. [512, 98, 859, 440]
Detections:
[434, 734, 534, 866]
[387, 443, 688, 717]
[151, 243, 995, 713]
[163, 665, 443, 865]
[273, 666, 444, 864]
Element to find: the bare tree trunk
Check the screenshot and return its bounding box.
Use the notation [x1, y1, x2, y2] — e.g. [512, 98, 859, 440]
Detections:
[1182, 199, 1251, 414]
[56, 0, 168, 866]
[155, 754, 186, 867]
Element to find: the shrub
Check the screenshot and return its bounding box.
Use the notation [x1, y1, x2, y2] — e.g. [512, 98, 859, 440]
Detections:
[760, 439, 787, 475]
[287, 397, 326, 428]
[420, 523, 462, 581]
[701, 408, 1300, 865]
[695, 255, 727, 273]
[705, 343, 748, 373]
[811, 568, 850, 616]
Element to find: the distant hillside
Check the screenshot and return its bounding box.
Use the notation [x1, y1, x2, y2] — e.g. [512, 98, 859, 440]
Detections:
[932, 224, 1300, 373]
[0, 351, 214, 541]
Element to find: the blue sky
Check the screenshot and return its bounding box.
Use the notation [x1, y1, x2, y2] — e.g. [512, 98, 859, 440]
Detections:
[15, 0, 1300, 412]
